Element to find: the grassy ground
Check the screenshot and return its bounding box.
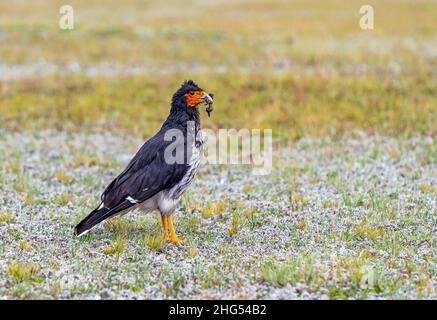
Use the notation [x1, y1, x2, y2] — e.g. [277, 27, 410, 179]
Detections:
[0, 131, 435, 299]
[0, 0, 436, 299]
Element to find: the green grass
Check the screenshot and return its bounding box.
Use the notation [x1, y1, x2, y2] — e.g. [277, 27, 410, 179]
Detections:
[0, 212, 16, 224]
[261, 256, 319, 288]
[102, 238, 127, 255]
[104, 218, 132, 237]
[260, 252, 433, 299]
[1, 73, 436, 140]
[6, 261, 43, 284]
[419, 183, 437, 194]
[145, 234, 166, 252]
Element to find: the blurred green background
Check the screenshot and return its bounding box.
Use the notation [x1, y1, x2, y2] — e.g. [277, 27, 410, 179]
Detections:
[0, 0, 436, 139]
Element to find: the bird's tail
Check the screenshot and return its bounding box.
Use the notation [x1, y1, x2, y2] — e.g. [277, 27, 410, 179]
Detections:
[74, 201, 132, 236]
[74, 205, 110, 236]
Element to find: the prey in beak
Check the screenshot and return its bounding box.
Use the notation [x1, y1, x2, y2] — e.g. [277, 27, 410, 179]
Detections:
[201, 92, 214, 117]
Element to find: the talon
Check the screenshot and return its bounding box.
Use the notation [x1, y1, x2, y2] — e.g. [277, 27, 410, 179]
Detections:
[169, 235, 185, 244]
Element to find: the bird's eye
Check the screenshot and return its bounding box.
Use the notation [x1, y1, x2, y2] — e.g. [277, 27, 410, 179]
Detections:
[189, 91, 195, 96]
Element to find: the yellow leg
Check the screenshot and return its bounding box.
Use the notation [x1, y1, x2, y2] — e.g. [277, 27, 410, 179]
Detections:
[161, 214, 170, 241]
[167, 215, 185, 244]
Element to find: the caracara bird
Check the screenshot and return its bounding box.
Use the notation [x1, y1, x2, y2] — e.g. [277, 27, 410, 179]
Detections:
[74, 80, 214, 243]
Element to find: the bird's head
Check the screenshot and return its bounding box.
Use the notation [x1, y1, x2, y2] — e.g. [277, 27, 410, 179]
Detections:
[171, 80, 214, 117]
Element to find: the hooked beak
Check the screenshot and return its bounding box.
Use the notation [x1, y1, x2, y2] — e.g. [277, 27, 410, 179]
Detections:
[201, 92, 214, 117]
[200, 92, 214, 104]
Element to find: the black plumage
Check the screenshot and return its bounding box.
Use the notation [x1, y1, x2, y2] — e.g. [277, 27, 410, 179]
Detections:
[74, 80, 213, 239]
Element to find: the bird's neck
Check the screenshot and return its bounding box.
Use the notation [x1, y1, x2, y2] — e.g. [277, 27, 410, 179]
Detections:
[163, 107, 200, 131]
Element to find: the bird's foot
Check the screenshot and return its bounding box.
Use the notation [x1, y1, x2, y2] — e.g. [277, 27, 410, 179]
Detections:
[168, 235, 185, 244]
[165, 215, 185, 244]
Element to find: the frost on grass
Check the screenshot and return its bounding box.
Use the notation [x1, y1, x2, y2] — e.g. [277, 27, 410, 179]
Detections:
[0, 131, 435, 299]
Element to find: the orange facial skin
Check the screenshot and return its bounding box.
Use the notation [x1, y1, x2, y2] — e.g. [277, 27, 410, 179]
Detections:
[184, 91, 204, 107]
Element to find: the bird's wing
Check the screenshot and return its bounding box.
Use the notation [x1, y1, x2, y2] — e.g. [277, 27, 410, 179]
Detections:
[74, 130, 189, 236]
[102, 131, 188, 209]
